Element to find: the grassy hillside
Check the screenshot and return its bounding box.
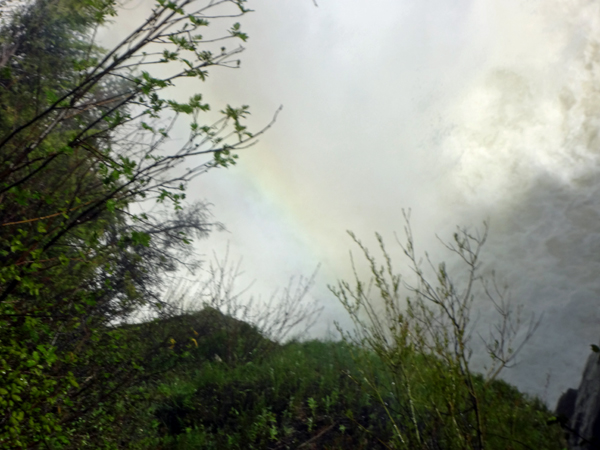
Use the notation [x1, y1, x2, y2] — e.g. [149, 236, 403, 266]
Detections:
[118, 309, 566, 449]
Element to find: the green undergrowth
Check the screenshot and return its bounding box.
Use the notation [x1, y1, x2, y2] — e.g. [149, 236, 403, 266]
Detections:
[155, 340, 380, 449]
[123, 312, 565, 449]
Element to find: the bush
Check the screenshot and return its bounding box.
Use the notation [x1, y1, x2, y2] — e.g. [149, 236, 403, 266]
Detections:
[331, 211, 565, 449]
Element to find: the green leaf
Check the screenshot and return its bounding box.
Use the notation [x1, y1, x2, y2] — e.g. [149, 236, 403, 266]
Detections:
[106, 199, 116, 212]
[45, 89, 59, 105]
[131, 231, 151, 247]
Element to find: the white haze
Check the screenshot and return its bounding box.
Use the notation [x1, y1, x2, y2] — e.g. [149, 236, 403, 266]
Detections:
[99, 0, 600, 406]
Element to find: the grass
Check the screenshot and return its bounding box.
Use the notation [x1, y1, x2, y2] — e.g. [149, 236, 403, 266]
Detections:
[117, 310, 566, 449]
[154, 340, 388, 449]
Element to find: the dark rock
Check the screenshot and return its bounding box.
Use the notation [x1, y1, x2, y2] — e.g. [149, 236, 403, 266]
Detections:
[556, 388, 578, 424]
[558, 351, 600, 449]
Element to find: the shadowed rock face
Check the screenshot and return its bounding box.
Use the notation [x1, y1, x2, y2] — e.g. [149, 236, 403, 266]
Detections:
[556, 351, 600, 449]
[556, 389, 578, 425]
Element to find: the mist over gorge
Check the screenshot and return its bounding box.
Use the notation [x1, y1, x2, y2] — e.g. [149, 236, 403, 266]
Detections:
[100, 0, 600, 407]
[434, 0, 600, 405]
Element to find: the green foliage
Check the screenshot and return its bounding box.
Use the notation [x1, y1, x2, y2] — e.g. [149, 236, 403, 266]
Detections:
[330, 212, 562, 449]
[0, 0, 267, 447]
[152, 339, 383, 449]
[134, 329, 564, 450]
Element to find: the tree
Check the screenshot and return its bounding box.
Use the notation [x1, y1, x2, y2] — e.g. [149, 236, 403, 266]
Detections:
[0, 0, 278, 447]
[331, 212, 549, 449]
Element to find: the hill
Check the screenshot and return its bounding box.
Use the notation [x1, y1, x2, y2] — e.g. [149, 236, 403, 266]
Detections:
[116, 309, 567, 449]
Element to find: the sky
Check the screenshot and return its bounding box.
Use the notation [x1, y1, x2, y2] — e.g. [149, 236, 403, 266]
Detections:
[101, 0, 600, 406]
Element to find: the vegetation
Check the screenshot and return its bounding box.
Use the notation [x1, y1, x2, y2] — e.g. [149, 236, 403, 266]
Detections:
[0, 1, 568, 449]
[146, 334, 564, 450]
[0, 0, 268, 447]
[331, 212, 563, 449]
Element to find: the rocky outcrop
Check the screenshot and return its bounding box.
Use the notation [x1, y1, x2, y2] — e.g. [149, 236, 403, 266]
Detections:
[556, 388, 578, 424]
[556, 351, 600, 449]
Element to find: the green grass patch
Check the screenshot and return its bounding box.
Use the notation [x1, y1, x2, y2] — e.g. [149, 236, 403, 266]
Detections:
[138, 332, 565, 450]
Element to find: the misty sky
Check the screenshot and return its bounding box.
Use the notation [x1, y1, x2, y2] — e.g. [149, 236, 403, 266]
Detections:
[102, 0, 600, 406]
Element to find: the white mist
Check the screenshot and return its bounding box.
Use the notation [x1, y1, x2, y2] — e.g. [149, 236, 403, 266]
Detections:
[100, 0, 600, 406]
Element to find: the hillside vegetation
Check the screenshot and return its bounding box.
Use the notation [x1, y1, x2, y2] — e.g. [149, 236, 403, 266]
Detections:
[109, 308, 565, 449]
